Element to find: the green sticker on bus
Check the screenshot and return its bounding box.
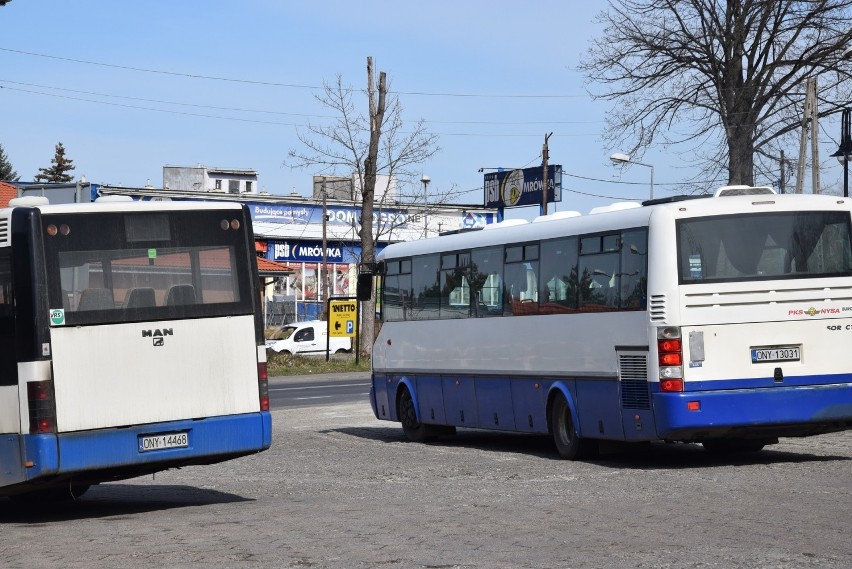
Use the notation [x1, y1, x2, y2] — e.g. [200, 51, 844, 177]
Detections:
[49, 309, 65, 326]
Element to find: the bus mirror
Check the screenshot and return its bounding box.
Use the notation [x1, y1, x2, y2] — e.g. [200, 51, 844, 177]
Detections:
[356, 273, 373, 301]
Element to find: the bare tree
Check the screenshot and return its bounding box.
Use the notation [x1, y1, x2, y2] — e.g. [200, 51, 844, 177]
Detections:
[580, 0, 852, 189]
[288, 57, 441, 355]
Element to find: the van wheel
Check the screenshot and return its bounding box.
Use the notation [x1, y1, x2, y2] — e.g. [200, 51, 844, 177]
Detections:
[334, 348, 348, 354]
[398, 386, 438, 442]
[550, 392, 597, 460]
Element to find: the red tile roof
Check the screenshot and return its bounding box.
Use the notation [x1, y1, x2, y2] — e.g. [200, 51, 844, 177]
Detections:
[0, 182, 17, 207]
[257, 256, 294, 275]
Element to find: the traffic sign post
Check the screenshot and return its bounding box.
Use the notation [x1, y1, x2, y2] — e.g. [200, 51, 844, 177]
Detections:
[326, 297, 360, 364]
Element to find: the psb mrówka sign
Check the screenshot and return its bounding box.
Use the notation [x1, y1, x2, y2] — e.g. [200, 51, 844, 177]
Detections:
[484, 165, 562, 209]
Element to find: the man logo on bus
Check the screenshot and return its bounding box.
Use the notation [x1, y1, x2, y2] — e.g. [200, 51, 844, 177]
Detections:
[142, 328, 173, 347]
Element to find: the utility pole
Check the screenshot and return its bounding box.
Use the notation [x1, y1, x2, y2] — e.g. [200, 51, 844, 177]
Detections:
[796, 78, 820, 194]
[321, 177, 329, 317]
[541, 132, 552, 216]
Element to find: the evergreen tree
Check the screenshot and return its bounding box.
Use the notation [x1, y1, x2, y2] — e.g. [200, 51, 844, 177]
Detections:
[34, 142, 76, 183]
[0, 143, 19, 181]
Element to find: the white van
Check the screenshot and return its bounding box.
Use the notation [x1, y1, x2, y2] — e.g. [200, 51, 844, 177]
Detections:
[266, 320, 351, 355]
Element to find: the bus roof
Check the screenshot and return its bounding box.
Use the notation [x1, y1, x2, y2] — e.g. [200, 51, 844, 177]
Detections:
[2, 198, 246, 216]
[378, 191, 852, 261]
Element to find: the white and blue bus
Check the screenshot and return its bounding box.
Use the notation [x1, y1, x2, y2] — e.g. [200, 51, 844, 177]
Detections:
[369, 186, 852, 459]
[0, 197, 271, 499]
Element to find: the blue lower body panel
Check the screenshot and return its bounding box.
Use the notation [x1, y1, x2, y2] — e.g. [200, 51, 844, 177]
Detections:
[654, 382, 852, 440]
[17, 411, 271, 486]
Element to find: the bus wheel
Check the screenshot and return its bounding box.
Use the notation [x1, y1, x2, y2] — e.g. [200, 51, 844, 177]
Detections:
[550, 393, 596, 460]
[702, 438, 768, 453]
[398, 386, 436, 443]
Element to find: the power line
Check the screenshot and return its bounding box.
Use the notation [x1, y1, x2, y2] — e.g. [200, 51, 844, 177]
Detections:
[0, 79, 330, 118]
[0, 82, 601, 137]
[0, 46, 587, 99]
[0, 78, 602, 126]
[564, 171, 693, 187]
[0, 84, 304, 126]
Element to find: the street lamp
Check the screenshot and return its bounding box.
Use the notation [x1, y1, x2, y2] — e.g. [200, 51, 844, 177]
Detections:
[830, 108, 851, 198]
[421, 175, 431, 237]
[610, 153, 654, 200]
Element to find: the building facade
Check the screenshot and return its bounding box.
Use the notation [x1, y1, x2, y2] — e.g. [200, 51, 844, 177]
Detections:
[163, 165, 259, 194]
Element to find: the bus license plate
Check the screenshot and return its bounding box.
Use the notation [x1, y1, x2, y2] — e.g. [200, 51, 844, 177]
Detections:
[138, 432, 189, 452]
[751, 346, 800, 363]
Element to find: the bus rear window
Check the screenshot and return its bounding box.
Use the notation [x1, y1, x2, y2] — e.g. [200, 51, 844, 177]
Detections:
[43, 210, 254, 325]
[677, 212, 852, 283]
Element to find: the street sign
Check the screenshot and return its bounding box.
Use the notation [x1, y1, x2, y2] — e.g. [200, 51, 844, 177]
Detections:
[328, 299, 358, 338]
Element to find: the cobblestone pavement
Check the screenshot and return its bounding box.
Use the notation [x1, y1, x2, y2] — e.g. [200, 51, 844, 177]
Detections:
[2, 399, 851, 569]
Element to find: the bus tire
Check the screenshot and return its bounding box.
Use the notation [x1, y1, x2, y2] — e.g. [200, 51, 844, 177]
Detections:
[398, 386, 437, 443]
[550, 393, 596, 460]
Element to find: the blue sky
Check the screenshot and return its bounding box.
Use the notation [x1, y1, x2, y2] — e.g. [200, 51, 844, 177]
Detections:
[0, 1, 846, 218]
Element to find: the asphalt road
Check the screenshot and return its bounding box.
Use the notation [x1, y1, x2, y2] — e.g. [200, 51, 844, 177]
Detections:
[2, 377, 851, 569]
[269, 372, 371, 409]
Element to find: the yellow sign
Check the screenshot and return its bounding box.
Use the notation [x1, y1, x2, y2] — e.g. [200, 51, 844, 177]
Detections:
[329, 299, 358, 337]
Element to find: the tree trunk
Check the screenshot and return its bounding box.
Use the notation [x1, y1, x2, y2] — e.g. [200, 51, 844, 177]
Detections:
[360, 57, 387, 358]
[727, 128, 755, 186]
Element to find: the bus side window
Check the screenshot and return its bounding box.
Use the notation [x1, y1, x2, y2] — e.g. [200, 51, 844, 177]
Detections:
[470, 247, 503, 317]
[411, 254, 440, 320]
[503, 245, 539, 316]
[620, 229, 648, 310]
[539, 237, 579, 314]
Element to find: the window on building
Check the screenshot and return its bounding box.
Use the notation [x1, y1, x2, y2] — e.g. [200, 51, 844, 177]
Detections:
[246, 181, 253, 193]
[228, 180, 240, 194]
[214, 179, 222, 191]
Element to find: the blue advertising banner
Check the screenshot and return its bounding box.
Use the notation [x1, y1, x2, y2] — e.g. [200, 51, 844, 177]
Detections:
[269, 240, 347, 263]
[483, 165, 562, 209]
[248, 202, 414, 228]
[266, 240, 386, 264]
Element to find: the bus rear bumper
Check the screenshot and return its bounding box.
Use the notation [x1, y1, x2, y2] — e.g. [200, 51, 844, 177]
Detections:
[21, 411, 272, 483]
[653, 382, 852, 441]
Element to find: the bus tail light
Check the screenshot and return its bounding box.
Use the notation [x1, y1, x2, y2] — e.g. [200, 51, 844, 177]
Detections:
[27, 380, 56, 434]
[257, 362, 270, 411]
[657, 326, 683, 387]
[660, 378, 684, 392]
